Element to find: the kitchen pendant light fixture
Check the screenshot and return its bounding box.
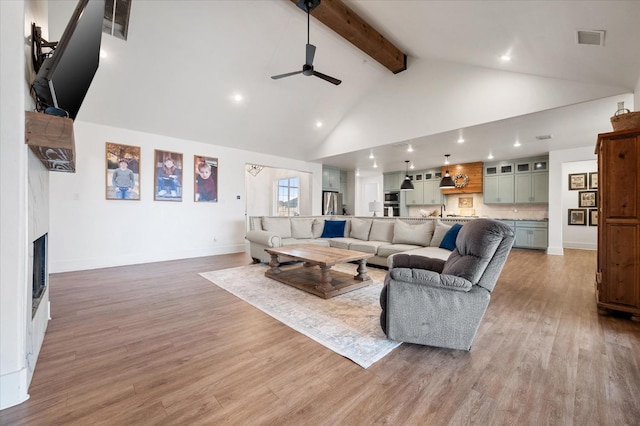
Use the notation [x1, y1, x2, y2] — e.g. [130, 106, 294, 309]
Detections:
[439, 154, 456, 189]
[400, 160, 414, 190]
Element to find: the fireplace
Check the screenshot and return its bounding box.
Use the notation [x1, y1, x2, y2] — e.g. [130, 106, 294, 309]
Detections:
[32, 233, 47, 316]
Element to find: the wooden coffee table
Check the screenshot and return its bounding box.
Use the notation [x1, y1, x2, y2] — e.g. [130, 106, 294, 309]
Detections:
[264, 244, 374, 299]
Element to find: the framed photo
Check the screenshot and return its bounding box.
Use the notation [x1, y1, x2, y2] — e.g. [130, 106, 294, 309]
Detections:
[568, 209, 587, 226]
[578, 190, 597, 208]
[568, 173, 588, 190]
[589, 172, 598, 189]
[589, 209, 598, 227]
[194, 155, 218, 202]
[106, 142, 140, 200]
[458, 197, 473, 208]
[154, 150, 183, 201]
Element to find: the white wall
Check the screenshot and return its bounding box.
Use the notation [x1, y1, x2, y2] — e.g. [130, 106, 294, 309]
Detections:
[635, 75, 640, 111]
[548, 146, 598, 255]
[0, 0, 50, 410]
[48, 121, 323, 273]
[245, 166, 313, 220]
[561, 160, 597, 249]
[354, 173, 383, 216]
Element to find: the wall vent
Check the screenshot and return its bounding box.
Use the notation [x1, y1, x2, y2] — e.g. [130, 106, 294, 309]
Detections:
[535, 135, 552, 140]
[576, 30, 605, 46]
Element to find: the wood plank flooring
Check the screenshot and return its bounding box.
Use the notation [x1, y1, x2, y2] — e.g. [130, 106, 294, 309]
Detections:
[1, 249, 639, 425]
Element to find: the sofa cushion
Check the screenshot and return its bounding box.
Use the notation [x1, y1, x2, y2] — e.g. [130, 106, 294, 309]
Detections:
[399, 246, 453, 262]
[369, 220, 395, 242]
[430, 220, 452, 247]
[392, 220, 434, 246]
[377, 244, 423, 258]
[262, 217, 291, 238]
[328, 237, 359, 250]
[390, 268, 473, 292]
[321, 220, 346, 238]
[282, 238, 329, 247]
[350, 240, 388, 254]
[291, 218, 314, 239]
[312, 219, 325, 238]
[350, 218, 372, 240]
[439, 223, 463, 251]
[391, 254, 446, 273]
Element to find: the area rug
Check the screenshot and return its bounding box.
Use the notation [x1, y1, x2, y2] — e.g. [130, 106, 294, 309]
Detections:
[199, 263, 401, 368]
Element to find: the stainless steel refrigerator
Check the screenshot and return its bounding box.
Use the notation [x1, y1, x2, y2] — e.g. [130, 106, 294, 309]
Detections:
[322, 191, 343, 215]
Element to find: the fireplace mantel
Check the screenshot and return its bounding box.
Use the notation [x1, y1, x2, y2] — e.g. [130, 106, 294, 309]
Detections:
[24, 111, 75, 173]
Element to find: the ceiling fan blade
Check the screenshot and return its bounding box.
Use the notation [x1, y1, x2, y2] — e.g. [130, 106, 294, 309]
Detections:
[306, 43, 316, 66]
[271, 70, 304, 80]
[313, 70, 342, 86]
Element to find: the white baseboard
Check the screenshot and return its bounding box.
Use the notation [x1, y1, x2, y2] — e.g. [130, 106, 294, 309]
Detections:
[0, 368, 29, 410]
[546, 246, 564, 255]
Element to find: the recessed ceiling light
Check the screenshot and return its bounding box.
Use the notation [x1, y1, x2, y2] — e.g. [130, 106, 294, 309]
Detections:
[457, 137, 465, 144]
[500, 54, 511, 62]
[316, 121, 323, 128]
[407, 144, 414, 153]
[488, 153, 494, 160]
[444, 157, 450, 165]
[410, 162, 415, 170]
[514, 141, 521, 147]
[373, 161, 378, 168]
[233, 93, 243, 102]
[369, 152, 374, 159]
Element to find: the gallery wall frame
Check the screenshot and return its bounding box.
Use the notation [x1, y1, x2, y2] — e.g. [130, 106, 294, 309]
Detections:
[154, 149, 183, 201]
[589, 172, 598, 189]
[105, 142, 140, 200]
[578, 190, 597, 208]
[194, 155, 218, 202]
[589, 209, 598, 226]
[568, 208, 587, 226]
[568, 173, 588, 190]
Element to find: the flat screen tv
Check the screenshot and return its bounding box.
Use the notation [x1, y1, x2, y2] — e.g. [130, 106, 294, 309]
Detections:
[32, 0, 105, 120]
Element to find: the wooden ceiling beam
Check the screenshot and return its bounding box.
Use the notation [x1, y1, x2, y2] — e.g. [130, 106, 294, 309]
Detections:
[290, 0, 407, 74]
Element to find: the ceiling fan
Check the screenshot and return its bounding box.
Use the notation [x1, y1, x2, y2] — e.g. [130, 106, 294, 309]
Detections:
[271, 0, 342, 86]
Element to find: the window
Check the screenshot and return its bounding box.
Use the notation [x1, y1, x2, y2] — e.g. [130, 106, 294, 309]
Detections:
[277, 177, 299, 216]
[103, 0, 132, 40]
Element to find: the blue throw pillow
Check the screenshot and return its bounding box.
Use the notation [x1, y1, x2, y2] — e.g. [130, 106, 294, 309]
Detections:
[321, 220, 346, 238]
[439, 223, 463, 251]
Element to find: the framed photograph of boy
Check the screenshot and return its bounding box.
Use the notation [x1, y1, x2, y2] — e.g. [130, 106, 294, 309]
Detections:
[105, 142, 140, 200]
[568, 209, 587, 226]
[578, 190, 597, 208]
[589, 172, 598, 189]
[568, 173, 587, 190]
[194, 156, 218, 202]
[154, 150, 183, 201]
[589, 209, 598, 227]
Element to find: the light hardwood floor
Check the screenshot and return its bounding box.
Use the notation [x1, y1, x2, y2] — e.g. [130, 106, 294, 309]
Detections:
[1, 249, 639, 425]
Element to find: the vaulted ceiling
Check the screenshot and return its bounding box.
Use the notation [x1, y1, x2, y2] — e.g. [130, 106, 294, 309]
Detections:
[47, 0, 640, 173]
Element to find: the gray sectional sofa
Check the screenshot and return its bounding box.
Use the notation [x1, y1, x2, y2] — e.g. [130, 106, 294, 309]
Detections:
[246, 216, 474, 267]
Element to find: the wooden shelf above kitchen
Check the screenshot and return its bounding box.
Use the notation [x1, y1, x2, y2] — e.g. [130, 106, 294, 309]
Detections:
[25, 111, 75, 172]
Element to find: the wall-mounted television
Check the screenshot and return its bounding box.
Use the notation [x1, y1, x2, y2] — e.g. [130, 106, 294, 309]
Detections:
[31, 0, 105, 120]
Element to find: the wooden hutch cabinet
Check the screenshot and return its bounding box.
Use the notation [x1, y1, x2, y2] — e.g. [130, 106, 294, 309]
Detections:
[595, 128, 640, 321]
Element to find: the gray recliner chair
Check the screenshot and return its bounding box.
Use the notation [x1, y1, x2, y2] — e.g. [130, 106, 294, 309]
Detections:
[380, 218, 515, 350]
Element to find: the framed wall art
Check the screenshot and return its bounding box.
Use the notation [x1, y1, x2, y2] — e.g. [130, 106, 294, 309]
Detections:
[578, 190, 597, 208]
[154, 150, 183, 201]
[589, 209, 598, 227]
[589, 172, 598, 189]
[105, 142, 140, 200]
[458, 197, 473, 208]
[194, 155, 218, 202]
[568, 173, 587, 190]
[568, 209, 587, 226]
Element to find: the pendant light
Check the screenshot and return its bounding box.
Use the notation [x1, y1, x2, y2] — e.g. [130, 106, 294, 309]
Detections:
[439, 154, 456, 189]
[400, 160, 414, 190]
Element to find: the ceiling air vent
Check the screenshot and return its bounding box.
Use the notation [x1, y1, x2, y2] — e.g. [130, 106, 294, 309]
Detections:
[576, 30, 605, 46]
[535, 135, 552, 141]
